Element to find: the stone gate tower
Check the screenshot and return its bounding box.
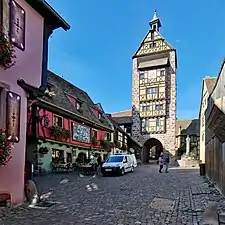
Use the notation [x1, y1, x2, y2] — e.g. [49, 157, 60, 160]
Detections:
[132, 10, 177, 156]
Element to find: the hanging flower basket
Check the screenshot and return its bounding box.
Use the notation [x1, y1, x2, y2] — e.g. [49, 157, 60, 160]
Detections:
[0, 129, 12, 166]
[49, 125, 70, 140]
[0, 31, 16, 70]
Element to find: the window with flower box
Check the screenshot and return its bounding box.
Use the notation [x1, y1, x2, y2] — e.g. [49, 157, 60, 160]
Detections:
[53, 115, 63, 127]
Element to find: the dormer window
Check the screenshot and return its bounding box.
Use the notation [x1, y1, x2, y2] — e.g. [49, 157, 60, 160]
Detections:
[76, 101, 81, 110]
[98, 113, 101, 119]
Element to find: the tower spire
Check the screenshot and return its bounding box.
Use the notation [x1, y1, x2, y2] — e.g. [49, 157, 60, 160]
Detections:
[149, 9, 162, 31]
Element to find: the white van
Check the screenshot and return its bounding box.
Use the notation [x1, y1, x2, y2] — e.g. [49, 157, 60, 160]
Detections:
[101, 153, 137, 176]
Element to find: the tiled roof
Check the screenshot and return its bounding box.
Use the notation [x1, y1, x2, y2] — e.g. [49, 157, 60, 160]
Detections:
[204, 77, 217, 94]
[111, 110, 132, 117]
[175, 119, 200, 136]
[112, 116, 132, 125]
[40, 71, 111, 129]
[107, 117, 142, 148]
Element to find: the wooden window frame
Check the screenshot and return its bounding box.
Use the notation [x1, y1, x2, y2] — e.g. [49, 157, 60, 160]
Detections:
[160, 69, 166, 76]
[105, 132, 111, 141]
[124, 136, 127, 144]
[139, 73, 145, 79]
[147, 87, 158, 94]
[155, 104, 163, 110]
[92, 129, 97, 138]
[118, 132, 123, 142]
[76, 101, 81, 110]
[53, 114, 64, 128]
[156, 118, 160, 127]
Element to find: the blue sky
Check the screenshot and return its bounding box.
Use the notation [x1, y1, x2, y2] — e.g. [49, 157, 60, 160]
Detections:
[46, 0, 225, 120]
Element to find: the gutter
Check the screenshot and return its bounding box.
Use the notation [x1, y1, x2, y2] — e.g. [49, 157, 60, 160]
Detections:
[37, 98, 113, 132]
[26, 0, 70, 31]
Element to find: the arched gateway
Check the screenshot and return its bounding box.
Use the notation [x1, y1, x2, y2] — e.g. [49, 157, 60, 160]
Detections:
[142, 138, 163, 163]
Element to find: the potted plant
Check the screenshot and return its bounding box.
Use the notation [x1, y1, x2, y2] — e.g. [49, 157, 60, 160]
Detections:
[92, 136, 98, 146]
[62, 129, 70, 140]
[100, 139, 109, 149]
[0, 31, 16, 70]
[0, 129, 12, 166]
[49, 125, 63, 138]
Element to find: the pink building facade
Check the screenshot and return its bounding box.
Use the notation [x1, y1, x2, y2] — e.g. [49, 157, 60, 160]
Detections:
[0, 0, 69, 205]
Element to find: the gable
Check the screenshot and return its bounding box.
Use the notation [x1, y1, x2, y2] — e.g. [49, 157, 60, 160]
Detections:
[199, 80, 207, 115]
[133, 30, 174, 58]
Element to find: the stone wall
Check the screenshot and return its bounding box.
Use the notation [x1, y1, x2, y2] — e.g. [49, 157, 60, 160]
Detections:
[132, 50, 177, 155]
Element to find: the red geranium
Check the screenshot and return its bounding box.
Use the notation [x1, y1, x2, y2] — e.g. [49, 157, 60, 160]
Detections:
[0, 129, 12, 166]
[0, 30, 17, 70]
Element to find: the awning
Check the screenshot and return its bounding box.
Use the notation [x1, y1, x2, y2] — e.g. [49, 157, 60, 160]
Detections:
[138, 57, 169, 69]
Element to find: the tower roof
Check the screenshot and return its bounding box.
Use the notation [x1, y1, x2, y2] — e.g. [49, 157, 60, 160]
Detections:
[149, 9, 162, 29]
[151, 10, 159, 22]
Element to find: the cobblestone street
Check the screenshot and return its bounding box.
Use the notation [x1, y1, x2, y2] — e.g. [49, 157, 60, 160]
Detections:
[1, 165, 225, 225]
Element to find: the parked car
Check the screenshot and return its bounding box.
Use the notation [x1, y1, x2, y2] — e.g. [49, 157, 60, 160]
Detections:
[101, 153, 137, 176]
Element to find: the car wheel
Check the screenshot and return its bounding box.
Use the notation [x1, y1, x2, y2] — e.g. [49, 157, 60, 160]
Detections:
[131, 166, 134, 172]
[120, 168, 125, 176]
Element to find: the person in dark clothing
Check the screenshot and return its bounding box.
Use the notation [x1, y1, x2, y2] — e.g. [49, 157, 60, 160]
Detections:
[158, 153, 164, 173]
[164, 154, 170, 173]
[93, 155, 102, 176]
[97, 156, 102, 166]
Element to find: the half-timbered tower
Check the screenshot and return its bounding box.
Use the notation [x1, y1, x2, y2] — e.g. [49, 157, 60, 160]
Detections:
[132, 10, 177, 162]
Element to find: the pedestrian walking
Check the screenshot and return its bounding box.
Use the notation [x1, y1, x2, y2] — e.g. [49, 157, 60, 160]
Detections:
[93, 155, 103, 177]
[164, 153, 170, 173]
[158, 153, 164, 173]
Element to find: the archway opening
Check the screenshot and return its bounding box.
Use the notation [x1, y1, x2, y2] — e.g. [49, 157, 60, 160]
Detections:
[142, 138, 163, 163]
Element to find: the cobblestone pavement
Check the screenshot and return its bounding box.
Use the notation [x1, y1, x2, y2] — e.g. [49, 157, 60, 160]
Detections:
[0, 165, 225, 225]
